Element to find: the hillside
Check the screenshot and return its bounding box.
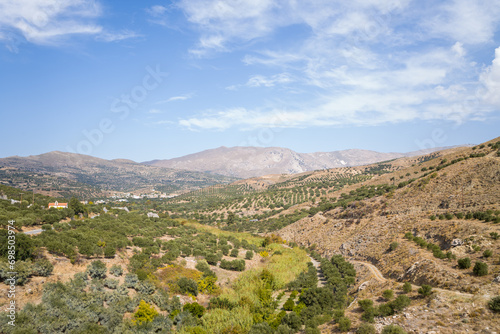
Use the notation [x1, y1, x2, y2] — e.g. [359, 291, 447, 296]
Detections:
[0, 151, 237, 198]
[274, 137, 500, 332]
[144, 146, 455, 178]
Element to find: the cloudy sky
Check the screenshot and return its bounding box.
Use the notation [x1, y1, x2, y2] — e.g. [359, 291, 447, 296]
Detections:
[1, 0, 499, 161]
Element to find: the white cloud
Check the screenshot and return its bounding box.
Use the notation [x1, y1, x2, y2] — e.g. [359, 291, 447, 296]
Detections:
[0, 0, 137, 48]
[156, 94, 192, 104]
[149, 109, 162, 114]
[424, 0, 500, 44]
[479, 46, 500, 107]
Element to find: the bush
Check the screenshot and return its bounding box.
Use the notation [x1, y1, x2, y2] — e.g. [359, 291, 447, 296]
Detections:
[124, 273, 139, 288]
[87, 260, 107, 279]
[249, 322, 273, 334]
[483, 250, 493, 258]
[178, 277, 199, 296]
[357, 323, 376, 334]
[109, 264, 123, 276]
[488, 296, 500, 313]
[418, 284, 432, 297]
[382, 324, 407, 334]
[184, 302, 205, 318]
[391, 295, 411, 312]
[490, 232, 499, 240]
[134, 300, 158, 325]
[473, 261, 488, 276]
[382, 289, 394, 300]
[33, 258, 53, 277]
[358, 299, 373, 311]
[104, 246, 116, 258]
[245, 250, 253, 260]
[458, 257, 471, 269]
[338, 317, 351, 332]
[283, 297, 295, 311]
[230, 248, 239, 258]
[281, 312, 302, 332]
[220, 259, 245, 271]
[389, 242, 399, 251]
[104, 278, 119, 289]
[402, 282, 412, 293]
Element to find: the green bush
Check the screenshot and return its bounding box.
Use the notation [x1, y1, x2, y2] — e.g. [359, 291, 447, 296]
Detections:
[86, 260, 107, 279]
[382, 325, 407, 334]
[490, 232, 499, 240]
[358, 299, 373, 311]
[488, 296, 500, 313]
[473, 261, 488, 276]
[402, 282, 412, 293]
[183, 302, 205, 318]
[357, 323, 376, 334]
[281, 312, 302, 332]
[483, 250, 493, 258]
[389, 242, 399, 251]
[109, 264, 123, 276]
[418, 284, 432, 297]
[230, 248, 239, 258]
[178, 277, 198, 296]
[382, 289, 394, 300]
[245, 250, 254, 260]
[338, 317, 351, 332]
[124, 273, 139, 288]
[249, 322, 273, 334]
[391, 295, 411, 312]
[33, 258, 53, 277]
[457, 257, 471, 269]
[283, 297, 295, 311]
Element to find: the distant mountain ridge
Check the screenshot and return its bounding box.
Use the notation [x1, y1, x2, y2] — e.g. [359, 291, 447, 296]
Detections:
[143, 146, 459, 178]
[0, 151, 237, 197]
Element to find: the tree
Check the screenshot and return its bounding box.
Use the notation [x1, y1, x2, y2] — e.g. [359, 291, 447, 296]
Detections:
[184, 302, 205, 318]
[69, 197, 85, 215]
[227, 212, 236, 225]
[402, 282, 412, 293]
[178, 277, 198, 296]
[245, 250, 254, 260]
[473, 261, 488, 276]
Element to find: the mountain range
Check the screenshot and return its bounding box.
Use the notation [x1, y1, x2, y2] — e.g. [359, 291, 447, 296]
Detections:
[144, 146, 457, 178]
[0, 145, 461, 197]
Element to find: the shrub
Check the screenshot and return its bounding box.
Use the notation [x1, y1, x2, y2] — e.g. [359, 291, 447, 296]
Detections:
[33, 258, 53, 277]
[473, 261, 488, 276]
[283, 297, 295, 311]
[104, 246, 116, 258]
[184, 302, 205, 318]
[220, 259, 245, 271]
[338, 317, 351, 332]
[134, 300, 159, 325]
[490, 232, 499, 240]
[230, 248, 239, 258]
[124, 273, 139, 288]
[382, 289, 394, 300]
[429, 215, 436, 221]
[389, 242, 399, 251]
[87, 260, 107, 279]
[418, 285, 432, 297]
[458, 257, 471, 269]
[281, 312, 302, 332]
[483, 250, 493, 258]
[205, 253, 220, 265]
[391, 295, 411, 312]
[382, 324, 407, 334]
[249, 322, 273, 334]
[109, 264, 123, 276]
[358, 299, 373, 311]
[488, 296, 500, 313]
[178, 277, 199, 296]
[402, 282, 412, 293]
[357, 323, 376, 334]
[104, 278, 119, 289]
[245, 250, 253, 260]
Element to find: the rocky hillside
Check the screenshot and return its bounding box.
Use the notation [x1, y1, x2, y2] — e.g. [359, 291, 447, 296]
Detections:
[144, 146, 455, 178]
[276, 137, 500, 333]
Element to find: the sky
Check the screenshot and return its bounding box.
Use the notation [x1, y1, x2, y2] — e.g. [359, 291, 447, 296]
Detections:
[0, 0, 499, 162]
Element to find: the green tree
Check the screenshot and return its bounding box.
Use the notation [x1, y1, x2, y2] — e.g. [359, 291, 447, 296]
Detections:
[69, 197, 85, 215]
[488, 296, 500, 313]
[402, 282, 412, 293]
[382, 289, 394, 300]
[357, 323, 376, 334]
[381, 324, 407, 334]
[457, 257, 471, 269]
[338, 317, 351, 332]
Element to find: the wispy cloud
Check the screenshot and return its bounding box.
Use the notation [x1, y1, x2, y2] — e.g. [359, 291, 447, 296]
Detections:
[156, 94, 193, 104]
[171, 0, 500, 130]
[0, 0, 137, 48]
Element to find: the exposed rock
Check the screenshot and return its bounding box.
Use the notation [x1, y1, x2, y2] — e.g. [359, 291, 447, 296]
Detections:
[451, 239, 463, 246]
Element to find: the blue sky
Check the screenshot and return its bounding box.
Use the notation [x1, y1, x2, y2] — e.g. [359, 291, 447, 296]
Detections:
[0, 0, 499, 162]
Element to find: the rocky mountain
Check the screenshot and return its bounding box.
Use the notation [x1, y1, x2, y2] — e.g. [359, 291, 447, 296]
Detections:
[0, 151, 237, 198]
[143, 146, 458, 178]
